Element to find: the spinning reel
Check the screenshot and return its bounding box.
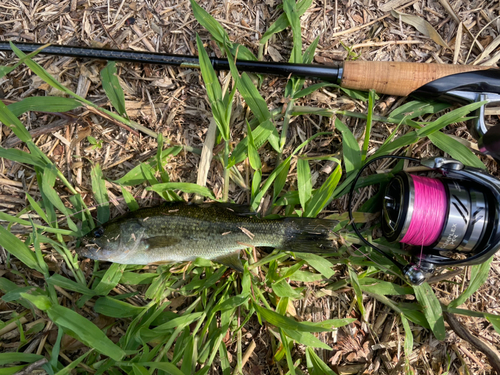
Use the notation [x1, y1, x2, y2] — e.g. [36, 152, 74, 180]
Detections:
[349, 155, 500, 285]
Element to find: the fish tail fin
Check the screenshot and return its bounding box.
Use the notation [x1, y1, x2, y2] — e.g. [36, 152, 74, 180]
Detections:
[281, 218, 339, 253]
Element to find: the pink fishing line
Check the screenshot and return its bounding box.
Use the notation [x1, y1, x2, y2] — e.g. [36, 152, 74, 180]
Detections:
[401, 175, 447, 246]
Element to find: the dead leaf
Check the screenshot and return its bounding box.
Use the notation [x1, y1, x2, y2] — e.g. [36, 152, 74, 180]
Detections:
[267, 46, 283, 62]
[436, 0, 460, 23]
[70, 126, 91, 149]
[391, 10, 450, 49]
[473, 35, 500, 65]
[379, 0, 415, 12]
[151, 77, 175, 89]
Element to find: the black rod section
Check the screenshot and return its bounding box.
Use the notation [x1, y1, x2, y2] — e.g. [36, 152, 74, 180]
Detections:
[0, 41, 342, 83]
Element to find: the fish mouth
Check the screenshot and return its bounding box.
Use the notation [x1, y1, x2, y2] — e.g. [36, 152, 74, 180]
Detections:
[76, 238, 106, 261]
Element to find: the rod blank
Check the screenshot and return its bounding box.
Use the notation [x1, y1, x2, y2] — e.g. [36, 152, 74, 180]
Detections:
[0, 41, 342, 83]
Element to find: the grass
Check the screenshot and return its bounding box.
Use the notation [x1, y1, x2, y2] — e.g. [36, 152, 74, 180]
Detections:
[0, 0, 497, 374]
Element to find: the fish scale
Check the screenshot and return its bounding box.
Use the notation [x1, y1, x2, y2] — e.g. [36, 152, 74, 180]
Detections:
[78, 202, 339, 271]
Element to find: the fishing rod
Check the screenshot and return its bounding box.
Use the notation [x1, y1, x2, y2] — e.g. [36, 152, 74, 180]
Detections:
[1, 41, 500, 160]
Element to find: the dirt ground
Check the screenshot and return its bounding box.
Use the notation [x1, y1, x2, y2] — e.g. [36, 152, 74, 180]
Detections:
[1, 0, 500, 374]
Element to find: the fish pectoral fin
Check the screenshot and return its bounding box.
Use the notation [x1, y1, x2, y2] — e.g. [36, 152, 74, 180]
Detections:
[213, 251, 244, 272]
[142, 236, 181, 249]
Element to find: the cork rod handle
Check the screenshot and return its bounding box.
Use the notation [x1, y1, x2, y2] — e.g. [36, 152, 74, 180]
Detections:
[341, 61, 492, 97]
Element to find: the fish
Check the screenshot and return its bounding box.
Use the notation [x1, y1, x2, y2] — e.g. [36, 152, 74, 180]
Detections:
[77, 201, 339, 272]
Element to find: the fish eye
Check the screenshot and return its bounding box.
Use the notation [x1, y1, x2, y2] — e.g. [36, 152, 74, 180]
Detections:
[94, 227, 105, 238]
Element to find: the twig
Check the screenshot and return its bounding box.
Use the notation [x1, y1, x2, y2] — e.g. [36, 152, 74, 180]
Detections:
[444, 311, 500, 374]
[13, 358, 48, 375]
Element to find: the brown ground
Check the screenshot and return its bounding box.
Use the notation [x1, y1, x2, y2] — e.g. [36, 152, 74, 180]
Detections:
[1, 0, 500, 374]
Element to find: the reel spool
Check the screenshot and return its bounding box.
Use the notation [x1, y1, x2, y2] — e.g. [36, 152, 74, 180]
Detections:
[349, 156, 500, 285]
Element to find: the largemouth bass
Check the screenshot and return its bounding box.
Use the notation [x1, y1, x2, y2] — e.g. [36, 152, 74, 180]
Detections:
[78, 202, 339, 271]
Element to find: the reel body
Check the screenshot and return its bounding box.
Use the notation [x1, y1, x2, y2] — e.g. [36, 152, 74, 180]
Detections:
[350, 156, 500, 285]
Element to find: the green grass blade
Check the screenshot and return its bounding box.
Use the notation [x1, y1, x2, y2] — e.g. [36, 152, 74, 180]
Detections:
[229, 120, 280, 166]
[195, 34, 228, 140]
[427, 131, 486, 169]
[114, 163, 155, 186]
[238, 73, 272, 124]
[449, 256, 493, 308]
[93, 263, 127, 296]
[46, 304, 127, 361]
[260, 0, 312, 44]
[0, 353, 45, 366]
[150, 312, 205, 333]
[361, 90, 376, 162]
[280, 329, 296, 375]
[40, 167, 78, 232]
[133, 362, 185, 375]
[359, 277, 413, 295]
[218, 342, 231, 375]
[47, 274, 96, 296]
[364, 291, 429, 328]
[94, 296, 146, 318]
[90, 163, 110, 225]
[0, 146, 46, 168]
[306, 347, 337, 375]
[180, 336, 197, 375]
[416, 101, 487, 137]
[251, 156, 292, 210]
[0, 99, 32, 142]
[413, 283, 446, 340]
[334, 118, 361, 173]
[400, 314, 414, 372]
[0, 225, 39, 270]
[273, 159, 291, 201]
[156, 133, 171, 183]
[304, 163, 341, 218]
[283, 328, 332, 350]
[10, 42, 157, 138]
[247, 121, 262, 170]
[190, 0, 228, 45]
[120, 186, 140, 211]
[0, 43, 50, 79]
[388, 100, 449, 120]
[253, 303, 334, 332]
[295, 253, 335, 279]
[302, 35, 320, 64]
[147, 182, 215, 199]
[100, 61, 127, 117]
[10, 43, 76, 96]
[486, 314, 500, 336]
[54, 350, 93, 375]
[348, 267, 366, 319]
[272, 280, 302, 299]
[371, 131, 419, 158]
[283, 0, 302, 64]
[8, 96, 81, 117]
[25, 193, 50, 224]
[297, 158, 312, 211]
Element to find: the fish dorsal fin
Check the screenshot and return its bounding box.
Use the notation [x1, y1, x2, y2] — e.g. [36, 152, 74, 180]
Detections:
[197, 202, 257, 216]
[213, 251, 244, 272]
[142, 236, 181, 250]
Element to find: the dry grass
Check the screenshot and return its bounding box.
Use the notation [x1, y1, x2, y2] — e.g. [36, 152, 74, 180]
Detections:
[1, 0, 500, 374]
